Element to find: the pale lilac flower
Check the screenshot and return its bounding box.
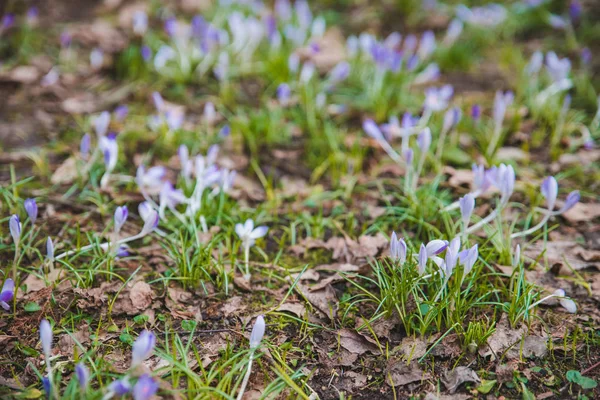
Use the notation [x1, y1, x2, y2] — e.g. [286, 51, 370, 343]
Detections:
[277, 83, 291, 105]
[545, 52, 571, 83]
[418, 244, 427, 274]
[384, 32, 402, 49]
[417, 128, 432, 152]
[40, 319, 53, 362]
[138, 202, 154, 223]
[204, 102, 217, 126]
[299, 62, 315, 84]
[493, 90, 514, 128]
[288, 53, 300, 73]
[100, 135, 118, 173]
[80, 134, 91, 159]
[0, 279, 15, 310]
[389, 232, 407, 264]
[90, 48, 104, 70]
[417, 31, 436, 60]
[558, 191, 580, 213]
[403, 34, 418, 55]
[42, 377, 51, 398]
[158, 182, 186, 216]
[249, 315, 266, 349]
[132, 330, 156, 367]
[132, 11, 148, 36]
[458, 244, 478, 275]
[443, 19, 463, 46]
[140, 208, 159, 236]
[275, 0, 292, 21]
[1, 14, 15, 31]
[441, 237, 460, 278]
[456, 4, 507, 27]
[41, 68, 59, 86]
[295, 0, 312, 29]
[114, 105, 128, 122]
[75, 362, 90, 390]
[114, 206, 128, 234]
[166, 110, 184, 131]
[46, 237, 54, 262]
[403, 149, 414, 165]
[235, 219, 268, 247]
[164, 17, 177, 37]
[581, 48, 592, 66]
[141, 45, 152, 62]
[540, 176, 558, 211]
[442, 107, 461, 134]
[526, 51, 544, 75]
[569, 1, 582, 22]
[214, 52, 230, 81]
[424, 85, 453, 112]
[108, 377, 132, 396]
[152, 92, 164, 113]
[363, 119, 383, 140]
[24, 198, 38, 224]
[94, 111, 110, 138]
[548, 14, 568, 29]
[133, 374, 158, 400]
[27, 7, 39, 26]
[60, 32, 72, 48]
[9, 215, 21, 245]
[425, 239, 448, 257]
[154, 46, 176, 70]
[219, 124, 231, 137]
[328, 61, 350, 83]
[136, 166, 165, 195]
[459, 194, 475, 226]
[471, 104, 481, 120]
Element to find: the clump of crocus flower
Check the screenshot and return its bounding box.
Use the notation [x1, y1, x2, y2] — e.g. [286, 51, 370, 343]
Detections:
[235, 219, 269, 281]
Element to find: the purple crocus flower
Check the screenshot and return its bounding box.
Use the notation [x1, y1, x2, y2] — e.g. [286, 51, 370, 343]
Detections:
[329, 61, 350, 83]
[404, 148, 414, 165]
[424, 85, 453, 112]
[191, 15, 207, 38]
[540, 176, 558, 211]
[1, 14, 15, 31]
[417, 128, 432, 152]
[24, 198, 38, 224]
[418, 244, 427, 274]
[132, 11, 148, 36]
[140, 209, 159, 236]
[114, 105, 128, 122]
[277, 83, 291, 105]
[581, 48, 592, 66]
[295, 0, 313, 29]
[459, 193, 475, 226]
[141, 45, 152, 62]
[492, 90, 513, 128]
[526, 51, 544, 75]
[0, 279, 15, 310]
[389, 232, 407, 264]
[442, 107, 462, 134]
[94, 111, 110, 138]
[60, 32, 72, 48]
[108, 377, 132, 396]
[249, 315, 266, 349]
[545, 52, 571, 83]
[559, 191, 580, 213]
[417, 30, 436, 60]
[133, 374, 158, 400]
[219, 124, 231, 137]
[363, 119, 383, 140]
[90, 48, 104, 70]
[75, 362, 90, 390]
[114, 206, 128, 234]
[164, 17, 177, 37]
[99, 135, 118, 172]
[80, 134, 91, 159]
[458, 244, 478, 275]
[425, 239, 448, 257]
[569, 1, 582, 22]
[27, 7, 39, 25]
[9, 215, 21, 245]
[132, 330, 156, 367]
[471, 104, 481, 121]
[40, 319, 53, 362]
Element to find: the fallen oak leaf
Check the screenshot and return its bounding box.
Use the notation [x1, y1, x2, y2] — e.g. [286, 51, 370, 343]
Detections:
[443, 366, 480, 394]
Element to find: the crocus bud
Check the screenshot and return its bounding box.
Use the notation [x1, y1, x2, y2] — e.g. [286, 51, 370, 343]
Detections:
[552, 289, 577, 313]
[42, 377, 51, 398]
[24, 198, 38, 224]
[133, 374, 159, 400]
[114, 206, 128, 234]
[417, 128, 432, 152]
[141, 45, 152, 62]
[249, 315, 266, 349]
[94, 111, 110, 138]
[90, 48, 104, 70]
[513, 244, 521, 266]
[418, 244, 427, 275]
[471, 104, 481, 121]
[219, 124, 231, 137]
[329, 61, 350, 83]
[363, 119, 383, 140]
[46, 237, 54, 262]
[204, 102, 217, 125]
[100, 135, 118, 173]
[132, 11, 148, 36]
[132, 330, 156, 367]
[75, 362, 90, 390]
[459, 244, 478, 275]
[442, 107, 461, 134]
[404, 149, 414, 165]
[459, 193, 475, 226]
[540, 176, 558, 211]
[9, 215, 21, 245]
[140, 210, 159, 236]
[0, 278, 15, 310]
[114, 105, 128, 122]
[40, 319, 53, 361]
[277, 83, 291, 105]
[559, 191, 580, 213]
[80, 134, 91, 159]
[299, 62, 315, 84]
